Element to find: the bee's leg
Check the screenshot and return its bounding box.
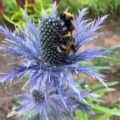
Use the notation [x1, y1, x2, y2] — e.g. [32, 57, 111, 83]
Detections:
[71, 37, 75, 43]
[71, 45, 76, 53]
[62, 26, 67, 32]
[71, 20, 76, 30]
[67, 45, 76, 56]
[63, 32, 71, 38]
[57, 44, 66, 53]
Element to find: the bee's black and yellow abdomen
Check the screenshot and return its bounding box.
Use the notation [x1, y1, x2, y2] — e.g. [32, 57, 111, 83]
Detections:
[64, 19, 75, 32]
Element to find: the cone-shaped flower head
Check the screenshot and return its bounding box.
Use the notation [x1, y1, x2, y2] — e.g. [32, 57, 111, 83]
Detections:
[40, 16, 67, 66]
[0, 2, 116, 120]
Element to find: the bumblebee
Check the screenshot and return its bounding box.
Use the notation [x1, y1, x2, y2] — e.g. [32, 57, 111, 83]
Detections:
[58, 12, 76, 54]
[60, 12, 75, 33]
[57, 44, 76, 54]
[57, 36, 76, 54]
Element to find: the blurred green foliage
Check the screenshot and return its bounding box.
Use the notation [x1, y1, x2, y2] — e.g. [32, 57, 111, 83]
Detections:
[0, 0, 120, 26]
[94, 50, 120, 66]
[0, 0, 52, 27]
[77, 80, 120, 120]
[58, 0, 120, 18]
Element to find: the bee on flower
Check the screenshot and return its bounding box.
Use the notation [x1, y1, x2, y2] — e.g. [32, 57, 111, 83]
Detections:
[0, 2, 117, 120]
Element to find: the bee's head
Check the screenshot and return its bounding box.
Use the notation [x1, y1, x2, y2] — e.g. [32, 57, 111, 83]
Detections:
[60, 12, 74, 21]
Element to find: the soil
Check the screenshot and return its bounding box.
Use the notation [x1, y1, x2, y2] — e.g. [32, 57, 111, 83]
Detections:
[0, 20, 120, 120]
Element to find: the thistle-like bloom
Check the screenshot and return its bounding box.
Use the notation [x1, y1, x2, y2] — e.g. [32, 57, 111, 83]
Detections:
[0, 2, 116, 120]
[16, 87, 92, 120]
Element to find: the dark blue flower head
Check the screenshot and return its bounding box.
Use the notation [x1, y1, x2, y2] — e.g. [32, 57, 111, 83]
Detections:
[0, 2, 117, 119]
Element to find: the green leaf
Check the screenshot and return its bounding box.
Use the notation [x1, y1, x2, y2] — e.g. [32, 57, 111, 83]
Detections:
[76, 111, 88, 120]
[11, 12, 23, 21]
[94, 114, 112, 120]
[23, 112, 32, 120]
[94, 88, 115, 94]
[90, 81, 118, 90]
[91, 104, 120, 116]
[3, 14, 17, 26]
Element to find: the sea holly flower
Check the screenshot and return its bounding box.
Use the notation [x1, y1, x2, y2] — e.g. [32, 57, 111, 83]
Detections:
[15, 87, 93, 119]
[0, 2, 116, 120]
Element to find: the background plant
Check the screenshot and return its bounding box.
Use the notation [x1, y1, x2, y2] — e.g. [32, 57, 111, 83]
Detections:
[58, 0, 120, 18]
[0, 0, 51, 27]
[0, 0, 120, 26]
